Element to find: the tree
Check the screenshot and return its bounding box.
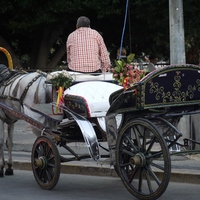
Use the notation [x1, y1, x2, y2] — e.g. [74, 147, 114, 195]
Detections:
[127, 0, 200, 63]
[0, 0, 199, 69]
[0, 0, 124, 70]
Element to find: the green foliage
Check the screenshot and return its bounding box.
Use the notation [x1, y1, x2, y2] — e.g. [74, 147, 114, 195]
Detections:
[49, 70, 73, 89]
[127, 54, 135, 64]
[112, 54, 147, 90]
[0, 0, 199, 69]
[114, 53, 135, 73]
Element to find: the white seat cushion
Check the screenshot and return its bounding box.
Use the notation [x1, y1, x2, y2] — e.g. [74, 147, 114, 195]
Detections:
[64, 81, 122, 117]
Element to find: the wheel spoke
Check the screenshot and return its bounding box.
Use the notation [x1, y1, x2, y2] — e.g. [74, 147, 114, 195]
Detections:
[120, 148, 135, 157]
[142, 130, 147, 150]
[42, 169, 47, 182]
[145, 169, 154, 193]
[138, 168, 143, 192]
[35, 146, 41, 156]
[132, 126, 142, 150]
[47, 153, 56, 168]
[146, 151, 164, 159]
[45, 168, 53, 182]
[124, 134, 138, 152]
[146, 165, 161, 186]
[36, 168, 43, 179]
[149, 161, 165, 171]
[128, 165, 139, 183]
[46, 145, 52, 158]
[146, 136, 157, 153]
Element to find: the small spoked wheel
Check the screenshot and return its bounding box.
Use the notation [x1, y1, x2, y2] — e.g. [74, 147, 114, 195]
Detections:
[116, 118, 171, 200]
[31, 135, 60, 190]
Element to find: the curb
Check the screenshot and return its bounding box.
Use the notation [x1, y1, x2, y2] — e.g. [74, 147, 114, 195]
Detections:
[12, 159, 118, 177]
[170, 169, 200, 184]
[12, 158, 200, 184]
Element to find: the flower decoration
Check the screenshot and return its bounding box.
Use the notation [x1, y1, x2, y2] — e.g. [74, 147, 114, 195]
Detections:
[111, 54, 148, 90]
[48, 70, 73, 114]
[49, 70, 73, 89]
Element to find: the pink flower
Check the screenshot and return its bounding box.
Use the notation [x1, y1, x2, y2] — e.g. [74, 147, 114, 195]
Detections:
[112, 56, 148, 90]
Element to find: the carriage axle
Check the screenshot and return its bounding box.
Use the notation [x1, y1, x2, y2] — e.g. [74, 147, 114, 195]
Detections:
[130, 153, 146, 167]
[34, 157, 47, 169]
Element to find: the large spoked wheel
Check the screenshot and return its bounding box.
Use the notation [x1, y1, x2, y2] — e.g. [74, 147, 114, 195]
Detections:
[116, 118, 171, 200]
[31, 135, 61, 190]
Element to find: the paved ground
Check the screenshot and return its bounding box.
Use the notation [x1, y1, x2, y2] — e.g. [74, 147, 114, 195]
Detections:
[3, 120, 200, 184]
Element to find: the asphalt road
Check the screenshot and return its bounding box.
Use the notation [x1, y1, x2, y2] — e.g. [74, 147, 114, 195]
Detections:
[0, 170, 200, 200]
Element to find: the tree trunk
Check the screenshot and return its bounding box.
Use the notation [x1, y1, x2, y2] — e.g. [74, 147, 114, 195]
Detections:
[34, 29, 51, 69]
[32, 25, 66, 70]
[47, 44, 66, 70]
[30, 34, 42, 69]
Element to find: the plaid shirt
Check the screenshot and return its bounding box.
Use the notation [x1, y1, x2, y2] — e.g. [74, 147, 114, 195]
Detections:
[66, 27, 110, 73]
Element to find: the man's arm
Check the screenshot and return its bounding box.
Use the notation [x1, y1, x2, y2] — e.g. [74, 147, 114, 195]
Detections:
[66, 35, 72, 65]
[97, 34, 111, 72]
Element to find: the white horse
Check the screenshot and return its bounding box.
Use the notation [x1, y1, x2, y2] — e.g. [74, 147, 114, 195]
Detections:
[0, 66, 52, 177]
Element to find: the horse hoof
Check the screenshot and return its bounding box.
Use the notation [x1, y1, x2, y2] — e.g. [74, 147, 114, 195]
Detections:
[0, 169, 4, 177]
[5, 168, 14, 176]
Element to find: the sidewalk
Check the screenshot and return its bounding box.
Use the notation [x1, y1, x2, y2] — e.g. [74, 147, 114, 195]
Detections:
[4, 120, 200, 184]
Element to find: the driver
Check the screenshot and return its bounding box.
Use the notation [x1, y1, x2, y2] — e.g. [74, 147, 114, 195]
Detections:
[66, 16, 111, 73]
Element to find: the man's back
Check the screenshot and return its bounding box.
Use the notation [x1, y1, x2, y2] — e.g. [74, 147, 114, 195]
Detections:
[66, 16, 110, 73]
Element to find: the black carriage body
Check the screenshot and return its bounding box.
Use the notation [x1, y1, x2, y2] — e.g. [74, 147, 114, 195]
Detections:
[109, 64, 200, 114]
[64, 95, 89, 118]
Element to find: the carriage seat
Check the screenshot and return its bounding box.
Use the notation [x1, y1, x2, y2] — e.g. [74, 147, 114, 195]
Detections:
[48, 71, 115, 82]
[68, 71, 114, 82]
[63, 81, 122, 118]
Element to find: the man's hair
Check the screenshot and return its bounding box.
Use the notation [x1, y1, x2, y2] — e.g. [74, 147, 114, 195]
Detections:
[149, 55, 157, 61]
[77, 16, 90, 28]
[117, 47, 127, 56]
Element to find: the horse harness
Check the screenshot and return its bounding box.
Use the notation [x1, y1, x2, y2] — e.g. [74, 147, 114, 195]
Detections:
[0, 71, 44, 104]
[0, 71, 45, 123]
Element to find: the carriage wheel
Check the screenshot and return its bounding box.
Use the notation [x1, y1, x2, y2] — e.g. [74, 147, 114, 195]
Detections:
[31, 136, 60, 190]
[116, 118, 171, 200]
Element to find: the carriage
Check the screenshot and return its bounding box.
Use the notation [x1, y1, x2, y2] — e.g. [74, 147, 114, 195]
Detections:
[1, 47, 200, 200]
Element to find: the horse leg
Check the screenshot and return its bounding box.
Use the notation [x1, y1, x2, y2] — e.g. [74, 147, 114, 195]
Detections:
[5, 123, 14, 175]
[0, 120, 5, 177]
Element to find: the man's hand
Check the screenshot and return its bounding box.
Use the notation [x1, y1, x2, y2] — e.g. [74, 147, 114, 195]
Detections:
[102, 64, 111, 73]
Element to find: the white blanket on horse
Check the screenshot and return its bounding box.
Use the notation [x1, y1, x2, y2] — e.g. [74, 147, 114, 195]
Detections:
[64, 81, 122, 117]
